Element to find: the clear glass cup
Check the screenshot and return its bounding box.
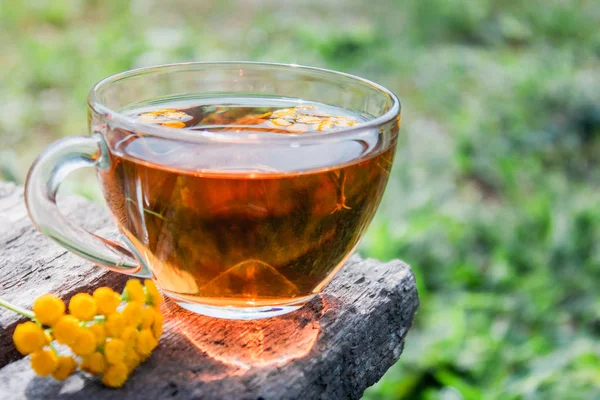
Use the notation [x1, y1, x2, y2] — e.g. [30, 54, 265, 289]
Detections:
[25, 62, 401, 319]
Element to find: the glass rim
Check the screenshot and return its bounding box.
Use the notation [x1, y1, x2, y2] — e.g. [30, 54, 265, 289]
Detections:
[88, 61, 401, 143]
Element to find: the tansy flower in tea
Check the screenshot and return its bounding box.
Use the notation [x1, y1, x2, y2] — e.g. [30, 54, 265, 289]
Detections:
[136, 104, 359, 134]
[0, 279, 164, 388]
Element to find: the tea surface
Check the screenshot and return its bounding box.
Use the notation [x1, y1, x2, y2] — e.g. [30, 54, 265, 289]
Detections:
[100, 98, 396, 307]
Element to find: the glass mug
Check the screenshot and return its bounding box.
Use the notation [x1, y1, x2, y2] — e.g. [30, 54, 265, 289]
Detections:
[25, 62, 401, 319]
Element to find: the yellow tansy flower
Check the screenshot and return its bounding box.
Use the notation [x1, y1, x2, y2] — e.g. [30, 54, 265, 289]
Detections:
[2, 279, 166, 388]
[33, 294, 65, 326]
[105, 339, 126, 364]
[69, 293, 97, 321]
[121, 326, 139, 348]
[13, 321, 45, 355]
[105, 313, 125, 338]
[71, 328, 96, 356]
[144, 280, 162, 307]
[123, 350, 141, 373]
[124, 279, 145, 303]
[152, 311, 164, 340]
[30, 349, 58, 376]
[271, 107, 297, 119]
[102, 362, 128, 388]
[140, 307, 155, 329]
[122, 302, 143, 327]
[93, 287, 121, 315]
[51, 356, 77, 381]
[161, 121, 186, 128]
[89, 323, 106, 346]
[82, 352, 106, 375]
[53, 315, 81, 345]
[136, 329, 157, 358]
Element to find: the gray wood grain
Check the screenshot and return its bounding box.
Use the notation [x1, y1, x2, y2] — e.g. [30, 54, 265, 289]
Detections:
[0, 182, 418, 400]
[0, 182, 128, 366]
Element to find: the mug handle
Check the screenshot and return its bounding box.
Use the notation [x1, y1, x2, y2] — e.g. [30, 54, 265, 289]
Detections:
[25, 134, 151, 278]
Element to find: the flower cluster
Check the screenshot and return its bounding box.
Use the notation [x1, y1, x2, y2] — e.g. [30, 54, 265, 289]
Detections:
[9, 279, 163, 388]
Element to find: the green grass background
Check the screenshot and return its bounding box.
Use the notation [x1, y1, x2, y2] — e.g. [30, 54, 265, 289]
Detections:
[1, 0, 600, 398]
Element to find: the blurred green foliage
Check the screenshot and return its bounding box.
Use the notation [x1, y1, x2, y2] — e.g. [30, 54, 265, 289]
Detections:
[1, 0, 600, 398]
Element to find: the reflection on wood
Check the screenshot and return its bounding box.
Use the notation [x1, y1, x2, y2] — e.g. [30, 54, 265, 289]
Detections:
[168, 297, 321, 369]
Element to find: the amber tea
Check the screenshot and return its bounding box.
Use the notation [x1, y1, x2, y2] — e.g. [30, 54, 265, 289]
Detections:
[99, 97, 395, 308]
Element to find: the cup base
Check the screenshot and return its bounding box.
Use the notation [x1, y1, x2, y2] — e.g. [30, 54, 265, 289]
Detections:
[166, 292, 317, 320]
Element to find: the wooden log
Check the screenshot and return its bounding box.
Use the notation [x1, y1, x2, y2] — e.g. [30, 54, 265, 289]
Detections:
[0, 182, 419, 400]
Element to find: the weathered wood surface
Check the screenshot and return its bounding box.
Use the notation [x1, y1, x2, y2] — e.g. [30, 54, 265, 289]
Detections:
[0, 182, 419, 400]
[0, 181, 128, 366]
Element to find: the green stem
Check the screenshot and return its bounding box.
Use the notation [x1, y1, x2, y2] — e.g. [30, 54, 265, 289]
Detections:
[0, 298, 35, 319]
[126, 197, 168, 221]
